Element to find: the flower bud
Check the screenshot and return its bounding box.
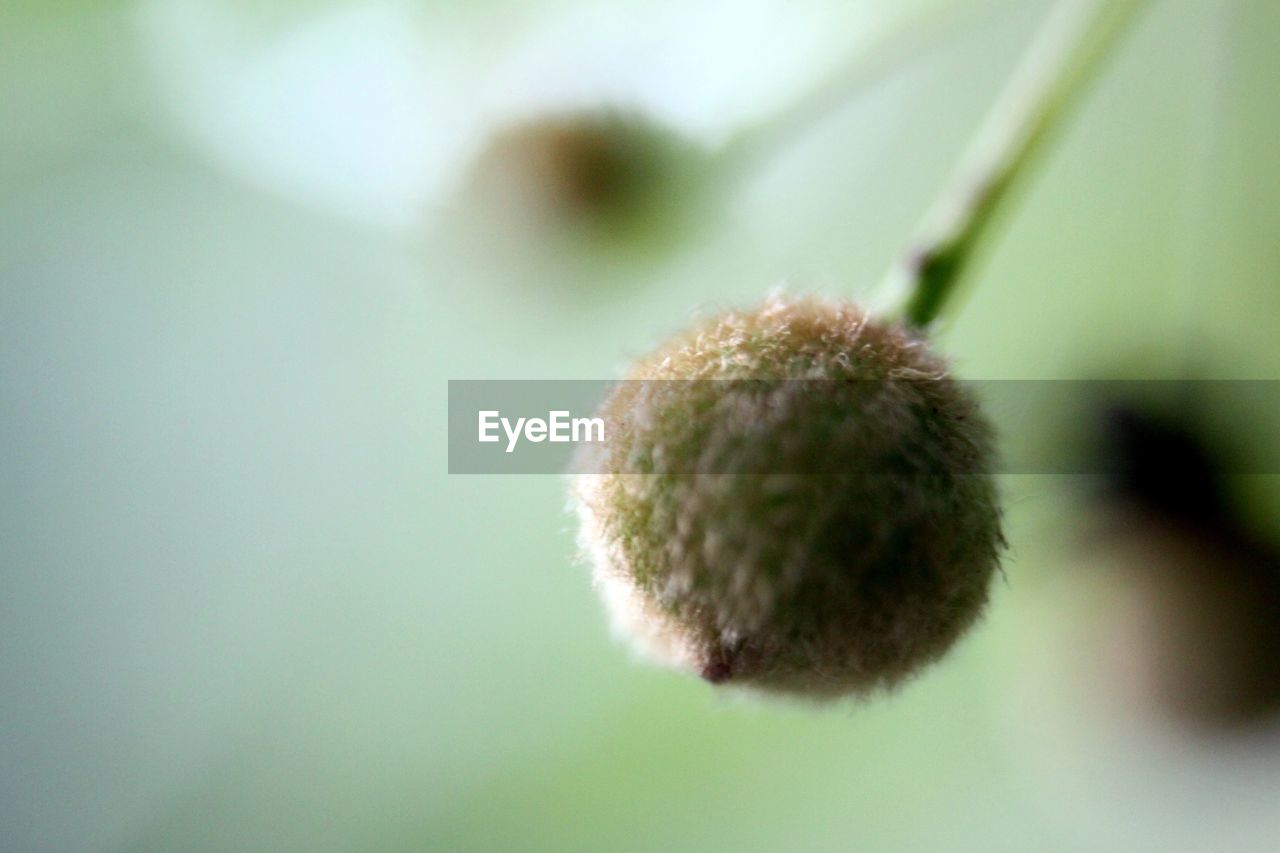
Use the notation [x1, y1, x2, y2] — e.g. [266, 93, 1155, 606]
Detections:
[1085, 405, 1280, 730]
[459, 110, 704, 252]
[572, 295, 1003, 698]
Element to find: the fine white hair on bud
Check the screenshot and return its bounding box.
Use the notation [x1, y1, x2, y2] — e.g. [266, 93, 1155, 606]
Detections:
[571, 294, 1004, 698]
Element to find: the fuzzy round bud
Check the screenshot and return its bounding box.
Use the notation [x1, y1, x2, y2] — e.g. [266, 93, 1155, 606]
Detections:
[572, 295, 1003, 698]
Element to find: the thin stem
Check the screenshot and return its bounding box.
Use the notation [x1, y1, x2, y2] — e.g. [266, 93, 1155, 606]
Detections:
[882, 0, 1149, 330]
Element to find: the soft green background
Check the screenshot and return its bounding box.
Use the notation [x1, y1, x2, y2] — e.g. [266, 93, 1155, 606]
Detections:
[4, 0, 1280, 849]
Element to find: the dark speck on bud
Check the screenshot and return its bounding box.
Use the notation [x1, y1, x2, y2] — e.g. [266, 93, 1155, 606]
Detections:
[571, 295, 1004, 699]
[701, 661, 733, 684]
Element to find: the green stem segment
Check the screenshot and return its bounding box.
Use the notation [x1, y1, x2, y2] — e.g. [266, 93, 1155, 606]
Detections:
[886, 0, 1149, 330]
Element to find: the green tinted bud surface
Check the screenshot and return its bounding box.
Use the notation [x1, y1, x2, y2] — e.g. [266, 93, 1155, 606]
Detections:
[573, 296, 1003, 698]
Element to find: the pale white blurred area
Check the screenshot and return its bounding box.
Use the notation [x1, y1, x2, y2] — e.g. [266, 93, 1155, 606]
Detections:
[472, 0, 893, 146]
[134, 0, 467, 229]
[133, 0, 925, 229]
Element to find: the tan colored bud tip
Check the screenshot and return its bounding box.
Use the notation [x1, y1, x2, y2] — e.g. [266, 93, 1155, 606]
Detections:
[572, 295, 1003, 698]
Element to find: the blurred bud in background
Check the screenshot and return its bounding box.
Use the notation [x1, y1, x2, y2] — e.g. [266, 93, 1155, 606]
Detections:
[1081, 403, 1280, 733]
[133, 0, 887, 232]
[447, 110, 711, 271]
[131, 0, 913, 309]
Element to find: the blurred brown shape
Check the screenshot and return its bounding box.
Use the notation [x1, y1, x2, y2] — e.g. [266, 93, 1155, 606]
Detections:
[461, 111, 704, 247]
[1089, 405, 1280, 731]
